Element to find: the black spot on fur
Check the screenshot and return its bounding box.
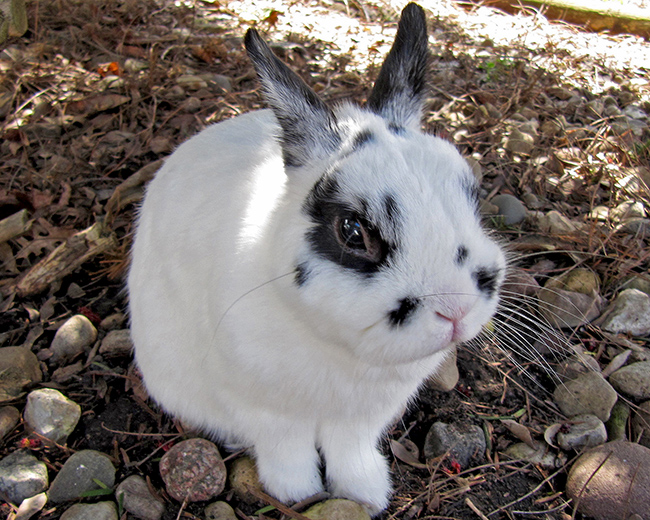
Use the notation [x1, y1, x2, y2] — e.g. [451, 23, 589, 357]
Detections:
[388, 122, 405, 135]
[384, 194, 400, 225]
[474, 267, 500, 297]
[463, 179, 480, 209]
[455, 246, 468, 265]
[352, 130, 374, 151]
[388, 297, 419, 327]
[294, 263, 310, 286]
[303, 174, 394, 275]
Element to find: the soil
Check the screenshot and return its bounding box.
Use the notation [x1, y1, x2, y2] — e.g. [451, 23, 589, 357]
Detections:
[1, 0, 649, 519]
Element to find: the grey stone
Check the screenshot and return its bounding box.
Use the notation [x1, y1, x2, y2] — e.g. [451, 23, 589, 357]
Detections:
[0, 406, 20, 439]
[60, 502, 117, 520]
[48, 450, 116, 503]
[204, 501, 237, 520]
[99, 329, 133, 358]
[566, 441, 650, 520]
[115, 475, 165, 520]
[556, 414, 607, 450]
[491, 194, 527, 225]
[0, 451, 48, 504]
[49, 315, 97, 364]
[609, 361, 650, 399]
[632, 400, 650, 448]
[553, 371, 618, 422]
[423, 422, 485, 468]
[600, 289, 650, 336]
[504, 127, 535, 154]
[23, 388, 81, 444]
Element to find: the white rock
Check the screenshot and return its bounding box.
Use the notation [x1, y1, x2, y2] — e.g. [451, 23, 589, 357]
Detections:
[0, 451, 48, 504]
[23, 388, 81, 444]
[556, 414, 607, 450]
[49, 315, 97, 364]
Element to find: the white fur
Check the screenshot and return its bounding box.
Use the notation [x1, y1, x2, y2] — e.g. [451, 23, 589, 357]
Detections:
[128, 9, 506, 515]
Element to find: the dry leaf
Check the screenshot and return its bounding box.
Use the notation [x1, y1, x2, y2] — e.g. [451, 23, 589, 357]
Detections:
[501, 419, 536, 448]
[390, 439, 428, 469]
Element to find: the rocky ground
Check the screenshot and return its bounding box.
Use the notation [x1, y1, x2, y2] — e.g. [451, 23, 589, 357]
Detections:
[0, 0, 650, 519]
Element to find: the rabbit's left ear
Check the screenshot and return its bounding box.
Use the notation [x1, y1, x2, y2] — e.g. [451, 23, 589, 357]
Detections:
[245, 29, 341, 168]
[366, 3, 429, 130]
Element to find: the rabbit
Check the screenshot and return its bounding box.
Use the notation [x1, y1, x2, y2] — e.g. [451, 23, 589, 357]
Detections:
[127, 2, 506, 516]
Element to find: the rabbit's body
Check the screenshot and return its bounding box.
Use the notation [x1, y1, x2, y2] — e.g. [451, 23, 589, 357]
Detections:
[129, 4, 506, 515]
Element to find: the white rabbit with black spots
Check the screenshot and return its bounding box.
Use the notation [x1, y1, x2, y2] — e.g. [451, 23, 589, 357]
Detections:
[128, 3, 506, 515]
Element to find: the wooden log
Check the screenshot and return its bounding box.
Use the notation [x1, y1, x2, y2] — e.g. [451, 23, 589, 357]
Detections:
[15, 218, 118, 297]
[471, 0, 650, 39]
[0, 208, 32, 244]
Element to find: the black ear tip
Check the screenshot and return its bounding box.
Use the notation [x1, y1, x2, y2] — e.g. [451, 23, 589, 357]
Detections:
[244, 28, 260, 49]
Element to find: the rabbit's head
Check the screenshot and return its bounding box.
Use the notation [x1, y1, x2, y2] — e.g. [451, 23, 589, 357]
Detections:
[245, 3, 506, 366]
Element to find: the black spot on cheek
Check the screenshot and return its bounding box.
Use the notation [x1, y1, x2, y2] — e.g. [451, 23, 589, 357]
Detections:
[474, 268, 500, 297]
[455, 245, 468, 265]
[295, 263, 310, 287]
[388, 122, 405, 135]
[388, 297, 419, 327]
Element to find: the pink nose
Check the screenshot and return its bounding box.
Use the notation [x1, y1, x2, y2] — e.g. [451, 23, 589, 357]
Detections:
[436, 308, 469, 341]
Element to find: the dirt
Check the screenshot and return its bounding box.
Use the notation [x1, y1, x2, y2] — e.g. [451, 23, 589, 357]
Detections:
[1, 0, 649, 519]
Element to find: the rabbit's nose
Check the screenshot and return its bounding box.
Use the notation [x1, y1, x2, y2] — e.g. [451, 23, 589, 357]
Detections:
[436, 307, 470, 342]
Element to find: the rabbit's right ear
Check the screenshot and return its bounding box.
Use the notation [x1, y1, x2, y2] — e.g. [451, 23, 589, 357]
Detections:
[245, 29, 341, 168]
[366, 3, 429, 130]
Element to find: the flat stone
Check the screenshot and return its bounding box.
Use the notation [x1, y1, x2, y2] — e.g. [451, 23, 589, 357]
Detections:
[0, 406, 20, 439]
[566, 441, 650, 520]
[423, 422, 485, 468]
[599, 289, 650, 336]
[427, 348, 458, 392]
[303, 499, 371, 520]
[0, 450, 48, 504]
[49, 315, 97, 364]
[204, 501, 237, 520]
[538, 269, 603, 328]
[0, 346, 42, 402]
[59, 502, 117, 520]
[538, 210, 581, 235]
[159, 438, 226, 502]
[491, 194, 527, 225]
[99, 329, 133, 357]
[115, 474, 165, 520]
[23, 388, 81, 444]
[553, 372, 618, 422]
[48, 450, 116, 503]
[556, 414, 607, 450]
[609, 361, 650, 399]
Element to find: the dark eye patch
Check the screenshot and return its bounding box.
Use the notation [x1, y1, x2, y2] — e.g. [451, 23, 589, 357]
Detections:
[302, 174, 395, 275]
[455, 245, 468, 265]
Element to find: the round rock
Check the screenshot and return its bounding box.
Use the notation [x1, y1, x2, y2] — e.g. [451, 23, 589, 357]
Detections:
[60, 502, 118, 520]
[115, 475, 165, 520]
[48, 450, 116, 503]
[204, 501, 237, 520]
[0, 346, 42, 401]
[491, 194, 527, 225]
[553, 371, 618, 422]
[556, 414, 607, 450]
[49, 314, 97, 364]
[23, 388, 81, 444]
[159, 438, 226, 502]
[609, 361, 650, 399]
[0, 450, 48, 504]
[423, 422, 485, 468]
[304, 499, 371, 520]
[566, 441, 650, 520]
[228, 456, 262, 504]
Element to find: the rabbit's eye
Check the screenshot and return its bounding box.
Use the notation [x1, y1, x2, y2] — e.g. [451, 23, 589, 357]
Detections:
[339, 218, 366, 250]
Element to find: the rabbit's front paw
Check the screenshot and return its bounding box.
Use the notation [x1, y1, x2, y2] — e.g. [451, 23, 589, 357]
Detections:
[326, 447, 391, 516]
